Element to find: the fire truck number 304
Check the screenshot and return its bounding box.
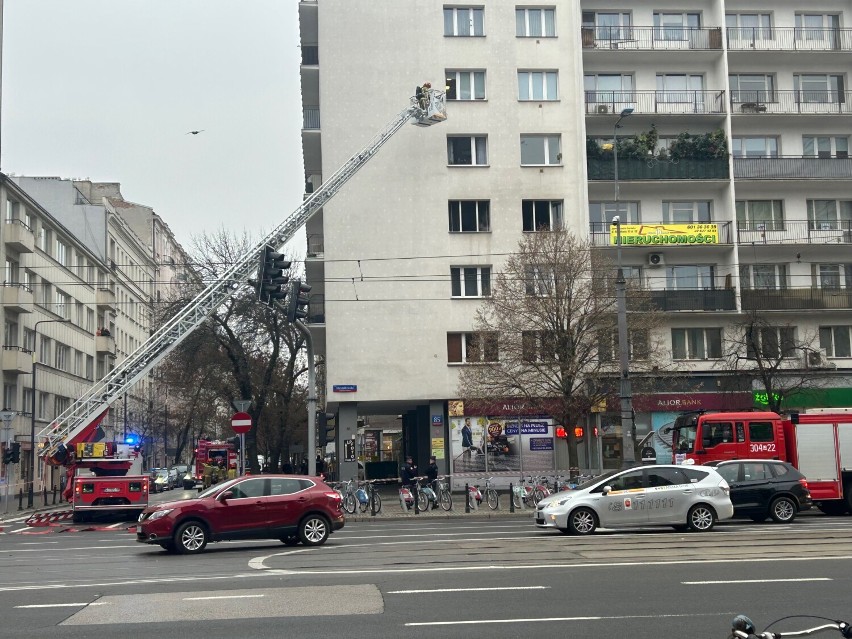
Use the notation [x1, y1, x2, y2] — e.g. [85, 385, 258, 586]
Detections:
[750, 443, 776, 453]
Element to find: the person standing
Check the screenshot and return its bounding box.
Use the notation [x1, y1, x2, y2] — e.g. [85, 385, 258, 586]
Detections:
[461, 418, 474, 459]
[425, 455, 439, 510]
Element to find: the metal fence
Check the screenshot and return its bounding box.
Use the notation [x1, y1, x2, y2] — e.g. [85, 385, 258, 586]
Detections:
[585, 90, 727, 116]
[733, 157, 852, 180]
[587, 157, 729, 180]
[726, 27, 852, 52]
[303, 106, 320, 129]
[731, 91, 852, 115]
[582, 26, 723, 50]
[741, 287, 852, 311]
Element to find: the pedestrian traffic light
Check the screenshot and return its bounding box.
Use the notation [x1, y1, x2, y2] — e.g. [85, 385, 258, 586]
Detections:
[555, 427, 568, 439]
[574, 426, 584, 443]
[286, 279, 312, 323]
[9, 442, 21, 464]
[254, 245, 290, 306]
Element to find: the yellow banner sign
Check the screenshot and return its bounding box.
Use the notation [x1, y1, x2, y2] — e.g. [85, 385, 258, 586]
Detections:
[610, 223, 719, 246]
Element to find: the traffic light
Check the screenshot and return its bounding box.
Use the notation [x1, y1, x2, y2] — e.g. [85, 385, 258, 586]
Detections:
[555, 427, 568, 439]
[9, 442, 21, 464]
[2, 447, 12, 465]
[317, 412, 328, 447]
[574, 426, 585, 443]
[254, 245, 291, 306]
[228, 436, 241, 452]
[286, 279, 312, 323]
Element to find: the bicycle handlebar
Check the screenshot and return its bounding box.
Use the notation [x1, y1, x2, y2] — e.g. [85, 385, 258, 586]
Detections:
[731, 615, 852, 639]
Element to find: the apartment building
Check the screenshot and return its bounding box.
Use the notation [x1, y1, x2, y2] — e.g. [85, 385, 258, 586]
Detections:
[298, 0, 852, 476]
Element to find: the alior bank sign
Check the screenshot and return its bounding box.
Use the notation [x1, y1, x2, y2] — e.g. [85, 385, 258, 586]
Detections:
[610, 223, 719, 246]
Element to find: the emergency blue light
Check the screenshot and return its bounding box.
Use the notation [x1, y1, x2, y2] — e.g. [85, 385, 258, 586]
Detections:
[125, 435, 137, 445]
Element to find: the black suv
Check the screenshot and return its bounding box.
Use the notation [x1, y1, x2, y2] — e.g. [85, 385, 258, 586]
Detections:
[707, 460, 812, 523]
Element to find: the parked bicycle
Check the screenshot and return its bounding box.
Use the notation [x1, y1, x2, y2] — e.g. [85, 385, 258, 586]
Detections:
[399, 482, 428, 512]
[332, 479, 358, 514]
[356, 480, 382, 514]
[434, 475, 453, 511]
[729, 614, 852, 638]
[471, 477, 499, 510]
[512, 475, 550, 509]
[413, 476, 438, 511]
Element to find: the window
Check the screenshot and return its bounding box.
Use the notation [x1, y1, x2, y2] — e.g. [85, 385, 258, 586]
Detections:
[702, 422, 734, 448]
[445, 70, 486, 101]
[746, 326, 796, 359]
[736, 200, 785, 231]
[817, 264, 852, 289]
[86, 355, 94, 380]
[582, 12, 631, 41]
[656, 74, 704, 102]
[22, 388, 33, 414]
[725, 13, 772, 40]
[584, 74, 633, 105]
[599, 329, 649, 362]
[3, 384, 15, 411]
[4, 320, 18, 347]
[54, 290, 70, 319]
[447, 136, 488, 165]
[55, 239, 68, 266]
[820, 326, 852, 357]
[732, 137, 779, 158]
[444, 7, 484, 37]
[795, 14, 840, 41]
[230, 478, 266, 499]
[795, 74, 844, 103]
[38, 392, 49, 419]
[4, 258, 18, 284]
[518, 71, 558, 101]
[41, 282, 52, 308]
[447, 332, 498, 363]
[522, 200, 563, 232]
[23, 328, 35, 352]
[55, 343, 70, 372]
[653, 12, 700, 40]
[807, 200, 852, 230]
[525, 264, 556, 295]
[666, 265, 715, 290]
[449, 200, 490, 233]
[520, 135, 561, 165]
[450, 266, 491, 297]
[516, 7, 555, 37]
[269, 477, 307, 496]
[87, 308, 95, 333]
[588, 201, 639, 230]
[602, 469, 644, 492]
[39, 336, 52, 366]
[647, 467, 690, 487]
[803, 135, 849, 158]
[38, 226, 50, 251]
[749, 422, 774, 442]
[522, 330, 556, 362]
[740, 264, 788, 290]
[671, 328, 722, 360]
[729, 74, 775, 102]
[662, 201, 711, 223]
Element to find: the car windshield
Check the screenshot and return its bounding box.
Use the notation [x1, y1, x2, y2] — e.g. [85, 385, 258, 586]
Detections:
[673, 425, 697, 452]
[196, 478, 240, 499]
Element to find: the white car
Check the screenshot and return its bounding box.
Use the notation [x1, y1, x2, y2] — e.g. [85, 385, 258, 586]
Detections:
[535, 464, 734, 535]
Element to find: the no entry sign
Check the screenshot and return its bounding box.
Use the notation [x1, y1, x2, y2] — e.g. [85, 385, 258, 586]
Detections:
[231, 412, 252, 434]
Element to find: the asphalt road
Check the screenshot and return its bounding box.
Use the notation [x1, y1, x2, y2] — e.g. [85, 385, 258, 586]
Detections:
[1, 502, 852, 639]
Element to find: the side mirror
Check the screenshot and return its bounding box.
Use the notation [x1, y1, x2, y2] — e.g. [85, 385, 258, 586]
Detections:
[601, 485, 612, 495]
[218, 490, 234, 502]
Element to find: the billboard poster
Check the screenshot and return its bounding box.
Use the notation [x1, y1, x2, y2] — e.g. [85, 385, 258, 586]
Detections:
[651, 412, 677, 464]
[450, 416, 554, 474]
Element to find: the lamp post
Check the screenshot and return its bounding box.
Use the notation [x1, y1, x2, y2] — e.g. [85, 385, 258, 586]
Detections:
[612, 107, 636, 469]
[29, 318, 72, 508]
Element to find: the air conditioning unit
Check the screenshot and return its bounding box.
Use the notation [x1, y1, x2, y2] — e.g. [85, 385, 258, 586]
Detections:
[596, 104, 610, 114]
[806, 349, 836, 369]
[647, 253, 665, 267]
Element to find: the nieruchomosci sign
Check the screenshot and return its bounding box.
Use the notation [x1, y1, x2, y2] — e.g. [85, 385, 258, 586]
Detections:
[610, 223, 719, 245]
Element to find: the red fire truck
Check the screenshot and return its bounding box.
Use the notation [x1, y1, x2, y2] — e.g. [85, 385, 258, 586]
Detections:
[194, 439, 238, 482]
[670, 408, 852, 514]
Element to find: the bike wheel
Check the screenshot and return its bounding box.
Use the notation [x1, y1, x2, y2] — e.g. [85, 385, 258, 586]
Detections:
[370, 490, 382, 514]
[512, 491, 522, 509]
[417, 491, 430, 512]
[532, 489, 546, 505]
[343, 494, 357, 514]
[358, 497, 369, 513]
[439, 489, 452, 511]
[486, 489, 499, 510]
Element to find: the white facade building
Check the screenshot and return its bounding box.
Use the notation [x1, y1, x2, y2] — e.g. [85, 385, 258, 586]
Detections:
[300, 0, 852, 476]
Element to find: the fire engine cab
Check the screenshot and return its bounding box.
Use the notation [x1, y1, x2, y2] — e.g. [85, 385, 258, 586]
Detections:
[670, 408, 852, 514]
[194, 439, 237, 482]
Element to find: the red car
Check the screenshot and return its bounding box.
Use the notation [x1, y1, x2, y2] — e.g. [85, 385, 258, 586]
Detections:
[136, 474, 344, 554]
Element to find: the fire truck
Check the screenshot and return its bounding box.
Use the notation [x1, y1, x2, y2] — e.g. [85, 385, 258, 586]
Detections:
[194, 439, 238, 482]
[670, 408, 852, 515]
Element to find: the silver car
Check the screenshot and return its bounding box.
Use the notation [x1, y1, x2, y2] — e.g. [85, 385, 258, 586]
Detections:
[535, 464, 734, 535]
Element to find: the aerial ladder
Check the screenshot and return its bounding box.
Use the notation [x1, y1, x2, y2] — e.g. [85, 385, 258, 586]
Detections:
[38, 86, 447, 469]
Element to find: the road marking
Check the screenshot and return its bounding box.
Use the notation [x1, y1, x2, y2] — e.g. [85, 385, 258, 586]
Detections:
[683, 578, 832, 585]
[1, 545, 139, 553]
[184, 594, 265, 601]
[389, 586, 549, 594]
[19, 541, 60, 545]
[15, 602, 110, 609]
[406, 611, 737, 627]
[104, 523, 125, 529]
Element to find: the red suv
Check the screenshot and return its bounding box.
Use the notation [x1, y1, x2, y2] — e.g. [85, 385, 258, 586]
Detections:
[136, 475, 344, 554]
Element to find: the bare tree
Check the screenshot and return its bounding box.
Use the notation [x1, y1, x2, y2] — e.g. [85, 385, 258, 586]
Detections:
[457, 230, 666, 467]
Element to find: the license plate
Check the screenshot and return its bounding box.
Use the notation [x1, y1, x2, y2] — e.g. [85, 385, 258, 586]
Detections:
[103, 488, 121, 493]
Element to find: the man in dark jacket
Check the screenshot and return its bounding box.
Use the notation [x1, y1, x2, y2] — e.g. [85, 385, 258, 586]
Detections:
[400, 456, 417, 487]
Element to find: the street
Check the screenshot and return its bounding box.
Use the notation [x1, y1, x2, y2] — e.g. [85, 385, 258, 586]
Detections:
[1, 502, 851, 639]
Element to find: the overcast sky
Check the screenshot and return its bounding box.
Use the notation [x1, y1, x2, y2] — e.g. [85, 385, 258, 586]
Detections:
[1, 0, 305, 254]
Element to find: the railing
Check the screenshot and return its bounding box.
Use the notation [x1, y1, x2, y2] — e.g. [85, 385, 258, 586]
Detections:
[306, 234, 324, 256]
[589, 221, 732, 246]
[731, 90, 852, 115]
[627, 289, 737, 312]
[585, 90, 726, 115]
[582, 26, 723, 51]
[1, 282, 34, 294]
[727, 27, 852, 52]
[741, 287, 852, 311]
[737, 219, 852, 245]
[5, 218, 32, 232]
[306, 294, 325, 324]
[303, 106, 320, 129]
[301, 45, 319, 65]
[734, 157, 852, 180]
[587, 157, 729, 180]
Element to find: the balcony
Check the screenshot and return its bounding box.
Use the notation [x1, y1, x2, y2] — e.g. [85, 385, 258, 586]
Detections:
[590, 221, 732, 246]
[741, 287, 852, 311]
[306, 293, 325, 324]
[2, 283, 34, 313]
[587, 157, 729, 180]
[96, 335, 116, 356]
[301, 45, 318, 65]
[731, 91, 852, 115]
[628, 289, 736, 312]
[2, 346, 32, 374]
[303, 106, 320, 130]
[727, 27, 852, 52]
[737, 220, 852, 245]
[4, 219, 35, 253]
[96, 287, 116, 311]
[734, 157, 852, 180]
[306, 234, 324, 257]
[585, 91, 727, 116]
[582, 26, 723, 51]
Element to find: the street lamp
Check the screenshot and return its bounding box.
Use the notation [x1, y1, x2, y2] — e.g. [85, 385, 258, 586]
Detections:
[611, 106, 637, 469]
[29, 318, 72, 508]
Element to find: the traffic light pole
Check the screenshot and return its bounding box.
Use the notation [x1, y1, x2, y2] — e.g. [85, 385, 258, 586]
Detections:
[289, 317, 316, 477]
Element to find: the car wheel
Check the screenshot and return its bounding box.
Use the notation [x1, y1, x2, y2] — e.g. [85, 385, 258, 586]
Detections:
[568, 507, 597, 535]
[174, 521, 208, 554]
[299, 515, 330, 546]
[281, 535, 300, 546]
[687, 504, 716, 532]
[770, 496, 797, 523]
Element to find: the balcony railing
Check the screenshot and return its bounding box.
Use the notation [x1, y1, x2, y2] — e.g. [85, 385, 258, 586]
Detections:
[727, 27, 852, 52]
[306, 294, 325, 324]
[734, 157, 852, 180]
[628, 289, 737, 312]
[4, 218, 35, 253]
[307, 234, 324, 256]
[731, 90, 852, 115]
[303, 106, 320, 129]
[590, 221, 733, 246]
[301, 45, 319, 65]
[587, 157, 729, 180]
[737, 219, 852, 245]
[582, 26, 723, 51]
[585, 90, 727, 116]
[741, 287, 852, 311]
[2, 283, 34, 313]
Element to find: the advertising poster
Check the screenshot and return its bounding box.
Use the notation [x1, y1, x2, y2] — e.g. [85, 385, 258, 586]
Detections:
[450, 416, 554, 474]
[651, 412, 677, 464]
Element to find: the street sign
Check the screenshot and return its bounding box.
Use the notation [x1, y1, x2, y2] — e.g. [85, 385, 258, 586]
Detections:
[231, 412, 252, 434]
[233, 400, 251, 413]
[0, 411, 16, 424]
